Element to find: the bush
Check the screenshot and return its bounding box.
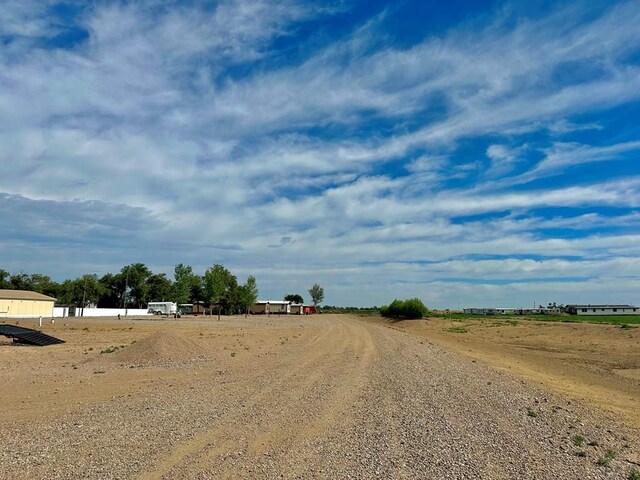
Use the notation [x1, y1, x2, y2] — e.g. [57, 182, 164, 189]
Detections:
[380, 298, 428, 319]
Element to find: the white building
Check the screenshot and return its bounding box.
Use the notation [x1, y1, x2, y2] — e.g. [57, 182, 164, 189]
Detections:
[565, 304, 639, 316]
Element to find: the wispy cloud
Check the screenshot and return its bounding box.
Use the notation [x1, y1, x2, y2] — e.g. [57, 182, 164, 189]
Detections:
[1, 0, 640, 306]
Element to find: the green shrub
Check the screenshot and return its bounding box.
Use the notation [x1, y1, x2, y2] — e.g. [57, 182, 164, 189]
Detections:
[380, 298, 428, 319]
[597, 450, 616, 467]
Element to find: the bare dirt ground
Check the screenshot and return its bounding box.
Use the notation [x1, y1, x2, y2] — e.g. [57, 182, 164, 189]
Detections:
[373, 316, 640, 429]
[1, 314, 638, 479]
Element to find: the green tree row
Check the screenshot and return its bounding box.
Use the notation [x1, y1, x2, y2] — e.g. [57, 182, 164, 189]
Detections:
[0, 264, 258, 315]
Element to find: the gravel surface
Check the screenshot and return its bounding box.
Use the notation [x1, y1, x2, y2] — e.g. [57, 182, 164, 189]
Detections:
[0, 315, 638, 479]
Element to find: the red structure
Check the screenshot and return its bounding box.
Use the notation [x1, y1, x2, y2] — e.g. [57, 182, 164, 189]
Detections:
[303, 305, 316, 315]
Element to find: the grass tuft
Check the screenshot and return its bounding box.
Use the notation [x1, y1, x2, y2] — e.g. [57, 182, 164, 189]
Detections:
[446, 326, 468, 333]
[596, 450, 616, 467]
[100, 346, 120, 354]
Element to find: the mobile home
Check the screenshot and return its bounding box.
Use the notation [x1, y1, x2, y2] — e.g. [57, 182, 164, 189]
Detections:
[565, 304, 639, 316]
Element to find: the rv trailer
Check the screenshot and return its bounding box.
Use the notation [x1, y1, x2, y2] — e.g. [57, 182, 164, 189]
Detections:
[147, 302, 177, 316]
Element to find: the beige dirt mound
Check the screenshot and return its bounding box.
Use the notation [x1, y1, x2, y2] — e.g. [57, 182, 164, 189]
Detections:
[107, 330, 209, 365]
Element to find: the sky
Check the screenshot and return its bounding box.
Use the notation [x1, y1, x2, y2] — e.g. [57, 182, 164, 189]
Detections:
[2, 0, 640, 308]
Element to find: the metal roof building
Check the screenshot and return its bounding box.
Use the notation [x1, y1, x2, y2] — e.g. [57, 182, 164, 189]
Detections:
[565, 304, 639, 316]
[0, 289, 56, 318]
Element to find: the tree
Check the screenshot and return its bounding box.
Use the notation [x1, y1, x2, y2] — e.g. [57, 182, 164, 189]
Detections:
[10, 272, 34, 291]
[204, 264, 237, 316]
[172, 264, 194, 304]
[239, 276, 259, 316]
[0, 269, 10, 289]
[190, 274, 204, 303]
[56, 274, 105, 312]
[147, 273, 173, 302]
[284, 293, 304, 304]
[56, 279, 80, 306]
[121, 263, 152, 308]
[98, 273, 125, 308]
[79, 274, 106, 308]
[308, 284, 324, 308]
[29, 273, 58, 297]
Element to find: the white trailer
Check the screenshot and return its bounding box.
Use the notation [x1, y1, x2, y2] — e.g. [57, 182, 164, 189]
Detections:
[147, 302, 177, 316]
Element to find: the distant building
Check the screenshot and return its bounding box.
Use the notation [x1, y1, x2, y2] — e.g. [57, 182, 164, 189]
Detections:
[251, 301, 316, 315]
[565, 304, 639, 316]
[290, 304, 303, 315]
[178, 302, 206, 315]
[463, 308, 497, 315]
[0, 289, 56, 318]
[463, 307, 552, 315]
[251, 300, 291, 315]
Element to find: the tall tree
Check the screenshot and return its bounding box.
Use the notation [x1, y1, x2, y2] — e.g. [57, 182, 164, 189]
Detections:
[0, 269, 10, 289]
[284, 293, 304, 304]
[204, 264, 237, 315]
[56, 274, 105, 309]
[56, 279, 81, 306]
[98, 272, 125, 308]
[147, 273, 173, 302]
[79, 274, 106, 307]
[190, 275, 204, 303]
[10, 272, 34, 291]
[29, 273, 58, 297]
[121, 263, 152, 308]
[172, 264, 194, 304]
[239, 276, 259, 316]
[308, 284, 324, 308]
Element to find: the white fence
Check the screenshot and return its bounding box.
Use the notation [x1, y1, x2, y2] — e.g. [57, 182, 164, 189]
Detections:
[53, 307, 69, 317]
[53, 308, 151, 318]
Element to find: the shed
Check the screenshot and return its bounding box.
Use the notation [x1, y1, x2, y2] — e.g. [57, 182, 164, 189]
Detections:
[0, 290, 56, 318]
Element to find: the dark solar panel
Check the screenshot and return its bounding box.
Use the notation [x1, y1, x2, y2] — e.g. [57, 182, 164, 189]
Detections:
[0, 324, 65, 346]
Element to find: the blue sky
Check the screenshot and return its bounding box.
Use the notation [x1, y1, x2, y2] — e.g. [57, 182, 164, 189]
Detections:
[2, 0, 640, 308]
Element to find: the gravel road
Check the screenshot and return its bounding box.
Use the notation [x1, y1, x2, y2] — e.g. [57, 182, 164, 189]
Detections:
[1, 315, 638, 479]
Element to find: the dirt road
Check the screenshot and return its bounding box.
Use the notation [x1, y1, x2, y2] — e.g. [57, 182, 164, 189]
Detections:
[0, 315, 638, 479]
[375, 316, 640, 429]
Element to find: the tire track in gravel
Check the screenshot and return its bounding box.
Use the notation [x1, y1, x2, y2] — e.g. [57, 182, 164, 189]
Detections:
[2, 315, 637, 479]
[140, 317, 377, 479]
[320, 318, 639, 479]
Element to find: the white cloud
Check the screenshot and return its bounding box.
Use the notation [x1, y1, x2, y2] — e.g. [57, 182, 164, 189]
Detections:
[2, 1, 640, 306]
[485, 144, 526, 177]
